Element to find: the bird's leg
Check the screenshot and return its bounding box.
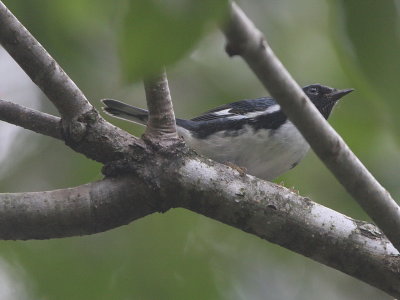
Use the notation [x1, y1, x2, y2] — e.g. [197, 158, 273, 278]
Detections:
[224, 161, 248, 177]
[278, 181, 300, 194]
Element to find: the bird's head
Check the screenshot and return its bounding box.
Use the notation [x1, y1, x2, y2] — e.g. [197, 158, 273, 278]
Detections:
[303, 84, 353, 119]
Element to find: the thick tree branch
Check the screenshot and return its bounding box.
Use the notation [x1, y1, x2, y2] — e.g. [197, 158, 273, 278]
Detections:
[0, 176, 158, 239]
[173, 158, 400, 297]
[0, 99, 62, 139]
[0, 1, 92, 120]
[222, 2, 400, 252]
[0, 1, 398, 296]
[0, 157, 399, 296]
[143, 69, 179, 143]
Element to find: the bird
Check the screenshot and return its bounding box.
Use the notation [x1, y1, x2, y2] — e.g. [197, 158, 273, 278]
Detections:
[101, 84, 353, 180]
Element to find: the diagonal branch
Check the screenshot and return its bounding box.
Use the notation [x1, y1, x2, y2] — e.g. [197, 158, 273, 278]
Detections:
[143, 69, 179, 143]
[173, 158, 400, 297]
[0, 99, 62, 139]
[221, 2, 400, 252]
[0, 1, 398, 296]
[0, 97, 144, 164]
[0, 2, 145, 164]
[0, 1, 92, 120]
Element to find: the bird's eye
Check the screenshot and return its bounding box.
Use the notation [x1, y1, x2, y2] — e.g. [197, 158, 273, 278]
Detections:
[308, 87, 319, 95]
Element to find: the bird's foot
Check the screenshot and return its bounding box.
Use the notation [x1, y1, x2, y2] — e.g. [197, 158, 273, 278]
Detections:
[224, 161, 248, 177]
[278, 181, 299, 194]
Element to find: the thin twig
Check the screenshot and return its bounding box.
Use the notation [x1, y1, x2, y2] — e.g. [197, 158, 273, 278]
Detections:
[0, 1, 92, 120]
[222, 1, 400, 252]
[0, 99, 62, 139]
[0, 99, 143, 164]
[143, 69, 178, 143]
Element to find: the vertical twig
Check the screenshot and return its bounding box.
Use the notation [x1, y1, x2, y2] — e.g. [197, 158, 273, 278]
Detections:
[143, 69, 179, 144]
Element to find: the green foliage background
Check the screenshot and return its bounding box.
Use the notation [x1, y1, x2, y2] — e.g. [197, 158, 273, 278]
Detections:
[0, 0, 398, 299]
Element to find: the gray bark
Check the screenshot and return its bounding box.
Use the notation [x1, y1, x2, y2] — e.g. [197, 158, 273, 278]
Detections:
[144, 69, 179, 143]
[222, 1, 400, 253]
[0, 99, 62, 139]
[0, 2, 92, 120]
[0, 0, 399, 297]
[0, 157, 398, 296]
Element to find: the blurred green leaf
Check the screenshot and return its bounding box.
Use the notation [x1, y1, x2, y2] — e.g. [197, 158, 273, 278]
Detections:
[3, 0, 116, 75]
[1, 1, 393, 299]
[331, 0, 400, 135]
[119, 0, 228, 82]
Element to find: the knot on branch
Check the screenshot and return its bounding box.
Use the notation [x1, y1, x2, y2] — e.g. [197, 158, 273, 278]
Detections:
[102, 158, 141, 177]
[225, 35, 267, 57]
[142, 134, 187, 155]
[102, 136, 189, 178]
[101, 141, 189, 214]
[355, 220, 384, 239]
[61, 108, 99, 145]
[101, 134, 191, 214]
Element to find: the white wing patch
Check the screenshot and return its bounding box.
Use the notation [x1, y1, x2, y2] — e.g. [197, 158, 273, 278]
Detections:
[264, 104, 281, 114]
[212, 108, 247, 120]
[244, 104, 281, 118]
[215, 104, 282, 121]
[213, 109, 231, 116]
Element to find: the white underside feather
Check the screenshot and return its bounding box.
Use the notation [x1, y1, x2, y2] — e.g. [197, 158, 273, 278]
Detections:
[178, 121, 309, 180]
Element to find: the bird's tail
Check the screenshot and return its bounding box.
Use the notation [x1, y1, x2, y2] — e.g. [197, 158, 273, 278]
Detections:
[101, 99, 148, 125]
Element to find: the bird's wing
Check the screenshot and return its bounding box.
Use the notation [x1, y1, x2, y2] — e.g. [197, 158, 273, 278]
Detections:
[190, 97, 278, 122]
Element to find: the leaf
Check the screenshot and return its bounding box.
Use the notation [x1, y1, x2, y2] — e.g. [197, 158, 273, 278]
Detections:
[119, 0, 228, 82]
[331, 0, 400, 137]
[3, 0, 118, 82]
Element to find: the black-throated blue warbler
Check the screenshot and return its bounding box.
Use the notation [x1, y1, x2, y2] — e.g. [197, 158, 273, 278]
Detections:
[102, 84, 353, 180]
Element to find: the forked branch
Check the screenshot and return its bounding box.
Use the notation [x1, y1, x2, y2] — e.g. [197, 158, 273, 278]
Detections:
[0, 1, 399, 297]
[0, 1, 92, 120]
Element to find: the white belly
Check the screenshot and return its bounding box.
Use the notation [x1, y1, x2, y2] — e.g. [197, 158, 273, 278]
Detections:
[178, 122, 310, 180]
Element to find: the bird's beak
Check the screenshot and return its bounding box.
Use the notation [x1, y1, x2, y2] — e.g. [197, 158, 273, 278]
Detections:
[330, 88, 354, 101]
